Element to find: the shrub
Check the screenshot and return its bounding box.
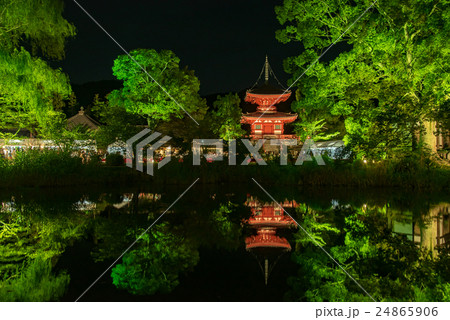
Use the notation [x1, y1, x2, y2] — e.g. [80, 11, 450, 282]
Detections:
[105, 153, 125, 166]
[0, 257, 70, 302]
[10, 149, 83, 175]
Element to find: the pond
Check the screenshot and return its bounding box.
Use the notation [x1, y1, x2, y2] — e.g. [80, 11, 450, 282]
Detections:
[0, 183, 449, 302]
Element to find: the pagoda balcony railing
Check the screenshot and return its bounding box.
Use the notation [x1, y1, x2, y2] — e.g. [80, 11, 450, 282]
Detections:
[247, 219, 295, 227]
[248, 134, 297, 140]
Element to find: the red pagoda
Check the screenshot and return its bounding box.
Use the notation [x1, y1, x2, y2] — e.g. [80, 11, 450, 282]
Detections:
[241, 56, 298, 140]
[244, 195, 298, 285]
[245, 229, 291, 250]
[244, 196, 297, 228]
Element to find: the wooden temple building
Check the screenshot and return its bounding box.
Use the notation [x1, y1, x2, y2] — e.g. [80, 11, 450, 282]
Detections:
[423, 121, 450, 160]
[241, 56, 298, 140]
[67, 107, 100, 131]
[1, 108, 99, 158]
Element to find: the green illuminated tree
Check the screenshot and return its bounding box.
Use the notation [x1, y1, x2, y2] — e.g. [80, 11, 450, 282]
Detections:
[91, 94, 144, 150]
[0, 0, 76, 139]
[294, 118, 340, 142]
[276, 0, 450, 158]
[108, 49, 207, 129]
[111, 223, 199, 295]
[110, 202, 242, 295]
[210, 93, 245, 141]
[0, 201, 89, 301]
[182, 201, 242, 251]
[292, 204, 339, 249]
[287, 205, 450, 302]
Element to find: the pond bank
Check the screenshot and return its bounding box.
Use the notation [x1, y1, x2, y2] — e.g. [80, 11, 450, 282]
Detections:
[1, 159, 449, 190]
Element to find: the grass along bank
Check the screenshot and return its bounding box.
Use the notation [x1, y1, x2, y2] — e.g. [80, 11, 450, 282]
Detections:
[0, 150, 449, 190]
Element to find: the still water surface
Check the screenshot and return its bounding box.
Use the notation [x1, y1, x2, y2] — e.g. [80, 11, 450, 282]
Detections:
[1, 184, 449, 301]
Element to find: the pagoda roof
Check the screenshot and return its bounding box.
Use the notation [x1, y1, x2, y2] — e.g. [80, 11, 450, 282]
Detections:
[247, 82, 290, 96]
[239, 89, 295, 114]
[245, 234, 291, 250]
[242, 111, 297, 121]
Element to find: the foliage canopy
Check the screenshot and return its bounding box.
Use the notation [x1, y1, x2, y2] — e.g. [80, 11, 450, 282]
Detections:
[0, 0, 75, 139]
[276, 0, 450, 158]
[109, 49, 207, 129]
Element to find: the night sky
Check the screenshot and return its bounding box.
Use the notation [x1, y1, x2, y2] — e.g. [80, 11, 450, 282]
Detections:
[59, 0, 302, 95]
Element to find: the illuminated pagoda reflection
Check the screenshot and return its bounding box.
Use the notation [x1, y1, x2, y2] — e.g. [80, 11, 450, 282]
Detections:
[244, 195, 297, 285]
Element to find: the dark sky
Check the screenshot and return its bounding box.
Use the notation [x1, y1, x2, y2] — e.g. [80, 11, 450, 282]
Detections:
[59, 0, 303, 95]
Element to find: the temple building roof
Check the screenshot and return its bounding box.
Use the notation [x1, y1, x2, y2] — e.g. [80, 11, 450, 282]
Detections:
[67, 108, 100, 131]
[240, 90, 295, 114]
[241, 111, 297, 121]
[245, 229, 291, 250]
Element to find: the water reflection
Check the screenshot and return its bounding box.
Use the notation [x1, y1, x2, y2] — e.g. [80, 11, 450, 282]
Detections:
[244, 195, 297, 285]
[72, 193, 162, 212]
[414, 204, 450, 251]
[0, 186, 449, 301]
[431, 205, 450, 249]
[384, 202, 450, 253]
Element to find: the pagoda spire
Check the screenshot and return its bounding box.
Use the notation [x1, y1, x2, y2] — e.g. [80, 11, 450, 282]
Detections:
[264, 258, 269, 285]
[264, 55, 269, 82]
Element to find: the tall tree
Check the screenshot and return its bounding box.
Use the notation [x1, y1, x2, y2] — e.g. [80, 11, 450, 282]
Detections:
[91, 94, 144, 150]
[276, 0, 449, 159]
[0, 0, 76, 139]
[294, 118, 340, 142]
[108, 49, 207, 129]
[210, 93, 245, 141]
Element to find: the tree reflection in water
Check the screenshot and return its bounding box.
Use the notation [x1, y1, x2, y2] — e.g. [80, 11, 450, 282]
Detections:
[286, 202, 450, 302]
[0, 187, 449, 301]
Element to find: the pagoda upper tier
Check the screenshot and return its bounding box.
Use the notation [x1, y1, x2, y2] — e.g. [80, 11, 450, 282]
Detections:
[245, 82, 292, 113]
[241, 56, 298, 139]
